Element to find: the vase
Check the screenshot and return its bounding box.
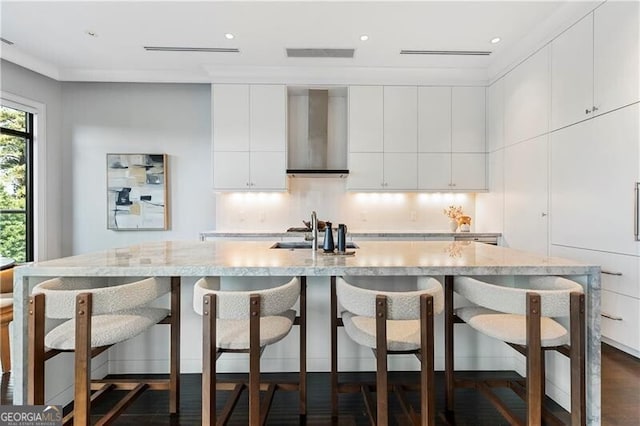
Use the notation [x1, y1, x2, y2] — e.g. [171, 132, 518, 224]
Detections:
[449, 220, 458, 232]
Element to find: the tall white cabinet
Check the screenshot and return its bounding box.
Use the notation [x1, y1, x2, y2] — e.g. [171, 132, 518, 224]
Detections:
[486, 0, 640, 356]
[212, 84, 287, 191]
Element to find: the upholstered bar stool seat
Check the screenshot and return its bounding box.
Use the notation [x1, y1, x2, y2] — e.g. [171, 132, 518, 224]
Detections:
[29, 275, 180, 425]
[193, 277, 298, 350]
[194, 276, 306, 425]
[456, 307, 569, 347]
[45, 307, 169, 350]
[448, 275, 586, 425]
[334, 275, 444, 425]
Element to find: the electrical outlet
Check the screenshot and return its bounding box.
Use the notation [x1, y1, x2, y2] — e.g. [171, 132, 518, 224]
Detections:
[410, 210, 417, 221]
[360, 211, 367, 222]
[259, 211, 266, 222]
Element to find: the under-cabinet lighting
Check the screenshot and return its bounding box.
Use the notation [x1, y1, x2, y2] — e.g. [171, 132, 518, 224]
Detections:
[491, 37, 501, 44]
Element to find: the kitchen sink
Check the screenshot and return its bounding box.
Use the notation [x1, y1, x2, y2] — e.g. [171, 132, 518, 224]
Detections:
[270, 241, 358, 250]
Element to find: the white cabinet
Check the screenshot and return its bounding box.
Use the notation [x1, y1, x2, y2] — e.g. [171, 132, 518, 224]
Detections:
[452, 87, 486, 153]
[348, 86, 417, 190]
[349, 86, 383, 152]
[212, 84, 287, 191]
[384, 86, 417, 153]
[348, 153, 417, 190]
[551, 104, 639, 256]
[347, 153, 383, 190]
[504, 135, 549, 256]
[504, 46, 550, 146]
[418, 87, 451, 153]
[417, 86, 486, 191]
[550, 2, 639, 130]
[594, 0, 640, 116]
[486, 78, 505, 152]
[212, 151, 286, 190]
[348, 84, 485, 191]
[250, 85, 287, 152]
[417, 154, 450, 190]
[551, 13, 594, 131]
[212, 85, 249, 151]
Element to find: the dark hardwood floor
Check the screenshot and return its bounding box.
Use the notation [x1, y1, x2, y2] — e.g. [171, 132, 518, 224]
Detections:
[1, 344, 638, 425]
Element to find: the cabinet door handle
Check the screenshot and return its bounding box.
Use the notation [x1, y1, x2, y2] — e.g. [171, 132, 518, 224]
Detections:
[635, 183, 640, 241]
[592, 106, 599, 113]
[602, 270, 623, 276]
[585, 108, 592, 114]
[601, 312, 623, 321]
[451, 183, 456, 187]
[541, 212, 548, 217]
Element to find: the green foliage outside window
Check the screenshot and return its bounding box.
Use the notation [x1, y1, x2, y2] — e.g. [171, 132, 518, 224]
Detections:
[0, 106, 28, 262]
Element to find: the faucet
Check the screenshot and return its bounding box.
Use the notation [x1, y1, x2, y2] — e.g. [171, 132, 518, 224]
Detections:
[311, 211, 318, 250]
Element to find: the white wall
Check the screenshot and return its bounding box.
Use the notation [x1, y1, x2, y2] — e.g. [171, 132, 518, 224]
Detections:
[1, 59, 64, 260]
[60, 83, 214, 253]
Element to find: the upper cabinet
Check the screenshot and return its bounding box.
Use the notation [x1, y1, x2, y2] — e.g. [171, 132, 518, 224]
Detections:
[250, 85, 287, 152]
[212, 84, 287, 191]
[383, 86, 417, 153]
[418, 87, 451, 153]
[451, 87, 486, 153]
[212, 85, 250, 151]
[418, 87, 486, 191]
[551, 13, 594, 131]
[348, 85, 485, 191]
[594, 0, 640, 116]
[504, 46, 550, 145]
[348, 86, 383, 152]
[486, 78, 505, 152]
[551, 1, 639, 131]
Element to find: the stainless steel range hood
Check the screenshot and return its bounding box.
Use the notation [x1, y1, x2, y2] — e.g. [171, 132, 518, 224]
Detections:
[287, 87, 348, 177]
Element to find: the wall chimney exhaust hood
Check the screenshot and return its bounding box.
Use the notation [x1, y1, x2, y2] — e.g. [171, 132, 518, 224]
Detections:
[287, 87, 348, 177]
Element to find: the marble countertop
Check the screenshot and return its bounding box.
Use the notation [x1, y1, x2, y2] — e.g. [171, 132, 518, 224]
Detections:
[199, 230, 502, 239]
[15, 240, 596, 278]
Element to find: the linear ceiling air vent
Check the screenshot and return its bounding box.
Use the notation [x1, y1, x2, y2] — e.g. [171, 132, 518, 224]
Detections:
[287, 48, 355, 58]
[144, 46, 239, 53]
[1, 37, 15, 45]
[400, 50, 491, 56]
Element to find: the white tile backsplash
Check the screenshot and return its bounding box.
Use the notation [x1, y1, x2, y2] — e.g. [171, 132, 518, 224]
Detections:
[215, 179, 476, 232]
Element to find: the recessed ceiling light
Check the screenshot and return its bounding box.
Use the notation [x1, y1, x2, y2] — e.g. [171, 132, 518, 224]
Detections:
[360, 34, 369, 41]
[491, 37, 501, 44]
[225, 33, 235, 40]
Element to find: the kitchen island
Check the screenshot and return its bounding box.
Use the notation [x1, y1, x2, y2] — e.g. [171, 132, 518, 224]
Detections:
[12, 240, 600, 422]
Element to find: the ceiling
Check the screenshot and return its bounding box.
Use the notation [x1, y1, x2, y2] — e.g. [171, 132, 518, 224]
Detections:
[0, 1, 597, 85]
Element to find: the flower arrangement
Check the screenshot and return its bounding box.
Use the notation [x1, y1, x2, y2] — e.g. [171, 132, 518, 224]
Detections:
[443, 205, 464, 220]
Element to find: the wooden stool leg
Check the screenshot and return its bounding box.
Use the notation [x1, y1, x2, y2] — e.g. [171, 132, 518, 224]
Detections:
[570, 292, 586, 426]
[28, 295, 45, 404]
[170, 276, 181, 414]
[1, 317, 11, 372]
[202, 294, 216, 425]
[375, 295, 388, 426]
[249, 294, 261, 425]
[299, 277, 307, 416]
[526, 293, 542, 426]
[75, 293, 93, 426]
[444, 275, 455, 412]
[420, 294, 435, 426]
[330, 276, 339, 419]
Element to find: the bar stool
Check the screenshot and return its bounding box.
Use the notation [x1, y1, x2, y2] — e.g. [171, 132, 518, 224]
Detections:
[0, 265, 15, 373]
[28, 276, 180, 425]
[446, 275, 585, 425]
[193, 276, 305, 425]
[332, 275, 444, 426]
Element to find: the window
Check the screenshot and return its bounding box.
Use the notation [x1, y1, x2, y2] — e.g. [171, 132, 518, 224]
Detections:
[0, 105, 34, 262]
